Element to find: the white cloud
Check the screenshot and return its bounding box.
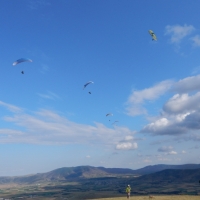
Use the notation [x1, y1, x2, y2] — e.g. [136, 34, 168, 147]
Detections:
[141, 74, 200, 136]
[126, 80, 173, 116]
[165, 24, 195, 44]
[191, 35, 200, 46]
[167, 151, 177, 155]
[116, 142, 137, 150]
[115, 135, 137, 150]
[181, 150, 186, 154]
[163, 93, 200, 114]
[141, 115, 187, 135]
[142, 108, 200, 135]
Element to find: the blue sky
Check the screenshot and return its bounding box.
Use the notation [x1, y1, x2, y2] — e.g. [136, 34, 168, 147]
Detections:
[0, 0, 200, 176]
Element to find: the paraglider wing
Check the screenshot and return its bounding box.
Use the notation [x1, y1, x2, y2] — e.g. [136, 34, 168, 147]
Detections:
[112, 120, 119, 125]
[83, 81, 94, 89]
[148, 30, 157, 41]
[13, 58, 33, 66]
[106, 113, 113, 117]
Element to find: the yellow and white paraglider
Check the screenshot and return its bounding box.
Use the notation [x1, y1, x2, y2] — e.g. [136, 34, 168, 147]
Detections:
[148, 30, 157, 41]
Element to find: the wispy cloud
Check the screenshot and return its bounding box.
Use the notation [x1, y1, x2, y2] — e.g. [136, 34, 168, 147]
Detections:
[165, 24, 195, 44]
[0, 102, 136, 149]
[191, 35, 200, 46]
[37, 91, 61, 100]
[40, 64, 49, 73]
[191, 66, 200, 75]
[125, 80, 173, 116]
[0, 101, 22, 113]
[28, 0, 51, 10]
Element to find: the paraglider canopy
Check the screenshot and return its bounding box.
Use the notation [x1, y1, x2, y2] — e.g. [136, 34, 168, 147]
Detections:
[112, 120, 119, 125]
[13, 58, 33, 66]
[106, 113, 113, 117]
[148, 30, 157, 41]
[83, 81, 94, 89]
[106, 113, 113, 121]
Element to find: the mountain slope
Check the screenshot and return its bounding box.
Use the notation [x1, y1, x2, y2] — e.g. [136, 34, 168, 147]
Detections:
[0, 164, 200, 184]
[133, 164, 200, 175]
[135, 168, 200, 183]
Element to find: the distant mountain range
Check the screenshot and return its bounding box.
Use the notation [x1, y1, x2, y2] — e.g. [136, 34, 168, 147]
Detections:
[0, 164, 200, 184]
[136, 168, 200, 183]
[132, 163, 200, 175]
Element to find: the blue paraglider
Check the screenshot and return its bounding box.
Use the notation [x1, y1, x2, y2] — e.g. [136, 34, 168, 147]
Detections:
[13, 58, 33, 66]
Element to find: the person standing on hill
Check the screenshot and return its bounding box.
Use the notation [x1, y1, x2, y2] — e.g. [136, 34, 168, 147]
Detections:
[126, 184, 131, 199]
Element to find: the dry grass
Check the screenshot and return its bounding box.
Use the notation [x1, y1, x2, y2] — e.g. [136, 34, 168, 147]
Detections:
[90, 195, 200, 200]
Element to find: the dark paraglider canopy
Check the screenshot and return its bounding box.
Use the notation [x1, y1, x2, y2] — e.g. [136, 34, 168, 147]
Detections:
[83, 81, 94, 89]
[106, 113, 113, 117]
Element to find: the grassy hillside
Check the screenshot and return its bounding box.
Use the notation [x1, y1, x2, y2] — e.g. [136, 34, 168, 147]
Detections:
[90, 196, 200, 200]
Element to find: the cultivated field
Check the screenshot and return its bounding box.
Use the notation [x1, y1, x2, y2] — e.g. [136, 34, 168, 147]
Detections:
[91, 196, 200, 200]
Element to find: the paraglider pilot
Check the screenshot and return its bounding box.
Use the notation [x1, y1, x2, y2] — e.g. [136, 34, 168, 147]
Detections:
[126, 184, 131, 199]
